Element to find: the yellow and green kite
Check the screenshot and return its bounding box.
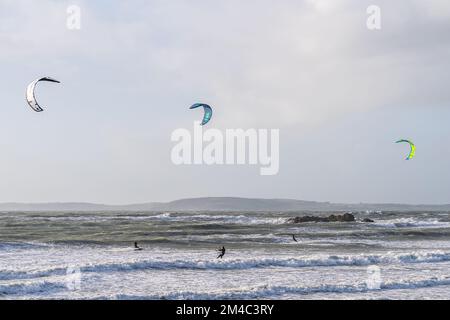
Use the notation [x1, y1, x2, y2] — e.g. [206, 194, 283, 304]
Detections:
[396, 139, 415, 160]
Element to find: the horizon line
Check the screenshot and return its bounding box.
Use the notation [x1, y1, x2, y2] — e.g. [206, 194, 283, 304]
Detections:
[0, 196, 449, 207]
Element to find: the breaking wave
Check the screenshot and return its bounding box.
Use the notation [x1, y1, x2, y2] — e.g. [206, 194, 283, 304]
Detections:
[2, 251, 450, 281]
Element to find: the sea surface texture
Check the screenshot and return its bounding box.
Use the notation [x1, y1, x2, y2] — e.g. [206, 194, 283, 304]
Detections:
[1, 211, 450, 299]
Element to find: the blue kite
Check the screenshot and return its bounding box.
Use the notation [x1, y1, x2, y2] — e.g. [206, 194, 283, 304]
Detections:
[190, 103, 213, 126]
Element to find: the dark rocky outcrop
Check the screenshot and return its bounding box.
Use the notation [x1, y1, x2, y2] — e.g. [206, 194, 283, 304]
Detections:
[287, 213, 355, 223]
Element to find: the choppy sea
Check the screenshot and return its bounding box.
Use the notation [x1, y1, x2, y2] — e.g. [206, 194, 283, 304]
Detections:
[1, 211, 450, 299]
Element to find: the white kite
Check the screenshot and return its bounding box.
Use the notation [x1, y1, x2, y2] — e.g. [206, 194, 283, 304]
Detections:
[26, 77, 60, 112]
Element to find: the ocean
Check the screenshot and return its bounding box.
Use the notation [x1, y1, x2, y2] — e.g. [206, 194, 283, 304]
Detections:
[1, 210, 450, 300]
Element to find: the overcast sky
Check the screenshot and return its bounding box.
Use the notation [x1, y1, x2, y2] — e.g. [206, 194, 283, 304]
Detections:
[1, 0, 450, 204]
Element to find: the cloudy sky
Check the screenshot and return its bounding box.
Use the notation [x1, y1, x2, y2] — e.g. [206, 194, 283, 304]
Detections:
[0, 0, 449, 204]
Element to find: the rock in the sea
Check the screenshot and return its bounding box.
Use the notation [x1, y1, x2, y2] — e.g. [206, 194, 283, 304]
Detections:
[287, 213, 355, 223]
[362, 218, 374, 223]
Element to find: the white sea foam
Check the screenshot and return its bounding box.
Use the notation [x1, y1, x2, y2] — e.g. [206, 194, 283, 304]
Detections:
[104, 276, 450, 300]
[370, 218, 450, 229]
[2, 251, 450, 281]
[152, 213, 286, 225]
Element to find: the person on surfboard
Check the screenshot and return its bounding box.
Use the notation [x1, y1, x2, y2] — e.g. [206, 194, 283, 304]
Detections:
[217, 246, 226, 259]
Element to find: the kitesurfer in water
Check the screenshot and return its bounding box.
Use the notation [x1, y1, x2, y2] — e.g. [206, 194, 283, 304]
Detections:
[217, 246, 226, 259]
[134, 242, 142, 250]
[292, 234, 298, 242]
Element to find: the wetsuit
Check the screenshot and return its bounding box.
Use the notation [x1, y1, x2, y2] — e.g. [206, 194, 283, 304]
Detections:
[217, 246, 226, 259]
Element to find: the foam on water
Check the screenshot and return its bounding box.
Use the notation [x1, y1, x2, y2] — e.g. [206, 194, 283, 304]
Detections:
[101, 276, 450, 300]
[2, 250, 450, 281]
[370, 218, 450, 229]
